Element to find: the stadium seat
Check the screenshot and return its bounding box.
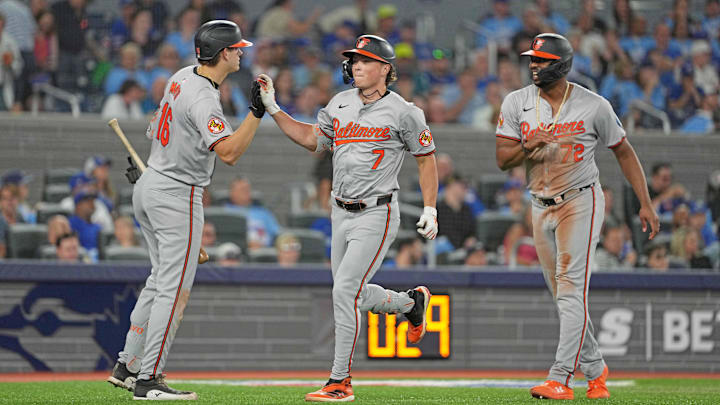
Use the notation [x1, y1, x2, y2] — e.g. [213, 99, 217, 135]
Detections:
[7, 224, 49, 259]
[477, 174, 508, 210]
[44, 168, 80, 187]
[37, 244, 57, 260]
[203, 207, 247, 250]
[286, 181, 316, 214]
[97, 228, 145, 260]
[247, 247, 277, 263]
[35, 202, 72, 224]
[211, 188, 231, 206]
[288, 211, 329, 228]
[118, 187, 134, 206]
[399, 191, 424, 208]
[631, 216, 673, 253]
[42, 184, 71, 203]
[104, 246, 150, 262]
[398, 203, 423, 230]
[284, 228, 327, 264]
[476, 211, 519, 252]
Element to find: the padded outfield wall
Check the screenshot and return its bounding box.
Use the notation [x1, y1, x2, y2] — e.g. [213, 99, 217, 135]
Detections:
[1, 262, 719, 373]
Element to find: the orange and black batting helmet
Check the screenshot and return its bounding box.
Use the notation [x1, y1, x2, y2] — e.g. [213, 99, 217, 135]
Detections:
[341, 35, 396, 84]
[521, 33, 573, 86]
[195, 20, 253, 61]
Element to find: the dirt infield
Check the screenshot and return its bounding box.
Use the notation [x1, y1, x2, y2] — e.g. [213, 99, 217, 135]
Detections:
[2, 369, 720, 383]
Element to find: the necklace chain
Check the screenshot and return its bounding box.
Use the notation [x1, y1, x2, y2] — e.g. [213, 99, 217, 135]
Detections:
[536, 82, 570, 132]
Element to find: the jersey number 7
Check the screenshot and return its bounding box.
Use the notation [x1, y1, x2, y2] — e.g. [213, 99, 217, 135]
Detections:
[156, 102, 173, 147]
[372, 149, 384, 170]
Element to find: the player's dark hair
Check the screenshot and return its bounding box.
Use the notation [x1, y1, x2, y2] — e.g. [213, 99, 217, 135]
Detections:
[385, 64, 398, 85]
[199, 49, 224, 66]
[651, 162, 672, 176]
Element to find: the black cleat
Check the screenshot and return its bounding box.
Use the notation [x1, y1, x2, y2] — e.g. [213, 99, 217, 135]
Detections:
[405, 286, 431, 344]
[133, 374, 198, 400]
[107, 362, 138, 391]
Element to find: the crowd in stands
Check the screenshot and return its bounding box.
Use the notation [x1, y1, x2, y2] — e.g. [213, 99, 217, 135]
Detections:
[0, 0, 718, 134]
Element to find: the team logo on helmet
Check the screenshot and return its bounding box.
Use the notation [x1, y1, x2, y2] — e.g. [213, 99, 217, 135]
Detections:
[418, 129, 433, 147]
[498, 112, 504, 128]
[207, 117, 225, 134]
[356, 37, 371, 49]
[533, 38, 545, 50]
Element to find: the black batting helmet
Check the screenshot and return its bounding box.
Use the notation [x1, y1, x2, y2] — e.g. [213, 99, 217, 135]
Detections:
[195, 20, 252, 61]
[521, 33, 573, 86]
[341, 35, 395, 84]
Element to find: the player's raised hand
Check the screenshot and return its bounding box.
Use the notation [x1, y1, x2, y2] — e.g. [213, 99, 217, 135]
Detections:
[638, 204, 660, 240]
[256, 74, 280, 115]
[416, 206, 438, 240]
[524, 128, 555, 152]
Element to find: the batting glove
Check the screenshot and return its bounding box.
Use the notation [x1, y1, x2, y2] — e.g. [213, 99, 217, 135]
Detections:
[256, 74, 280, 115]
[416, 206, 438, 240]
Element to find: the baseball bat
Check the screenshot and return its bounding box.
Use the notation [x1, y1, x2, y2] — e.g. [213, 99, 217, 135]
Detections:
[107, 118, 210, 264]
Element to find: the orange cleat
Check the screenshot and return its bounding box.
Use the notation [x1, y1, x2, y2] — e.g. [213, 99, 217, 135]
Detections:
[586, 365, 610, 399]
[530, 380, 574, 400]
[405, 286, 431, 344]
[305, 377, 355, 402]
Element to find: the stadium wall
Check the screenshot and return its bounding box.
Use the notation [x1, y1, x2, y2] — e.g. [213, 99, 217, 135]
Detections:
[1, 262, 719, 373]
[1, 113, 717, 225]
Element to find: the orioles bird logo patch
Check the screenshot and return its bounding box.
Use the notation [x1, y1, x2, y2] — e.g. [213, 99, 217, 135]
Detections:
[418, 129, 433, 147]
[533, 38, 545, 50]
[498, 112, 504, 128]
[356, 37, 371, 49]
[207, 118, 225, 134]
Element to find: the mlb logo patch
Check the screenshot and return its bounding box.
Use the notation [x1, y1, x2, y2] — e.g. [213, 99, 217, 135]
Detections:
[207, 118, 225, 134]
[418, 129, 433, 147]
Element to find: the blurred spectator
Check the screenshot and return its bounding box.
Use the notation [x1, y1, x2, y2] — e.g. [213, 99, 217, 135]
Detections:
[603, 188, 623, 228]
[292, 46, 328, 91]
[293, 85, 320, 122]
[512, 5, 550, 52]
[0, 0, 36, 110]
[101, 79, 146, 120]
[424, 48, 455, 89]
[68, 189, 100, 261]
[110, 0, 136, 51]
[304, 151, 332, 213]
[497, 58, 521, 97]
[442, 68, 484, 125]
[703, 0, 720, 39]
[476, 0, 522, 52]
[0, 12, 23, 111]
[274, 67, 296, 115]
[535, 0, 569, 35]
[256, 0, 322, 41]
[250, 40, 278, 81]
[463, 242, 488, 267]
[111, 215, 139, 248]
[51, 0, 90, 95]
[201, 221, 216, 247]
[437, 174, 477, 251]
[689, 202, 718, 256]
[218, 80, 238, 117]
[708, 170, 720, 229]
[320, 20, 356, 67]
[679, 92, 717, 134]
[319, 0, 376, 35]
[187, 0, 212, 24]
[0, 183, 23, 258]
[210, 0, 244, 21]
[644, 163, 689, 216]
[216, 241, 242, 266]
[646, 23, 683, 78]
[498, 178, 526, 215]
[60, 173, 114, 232]
[30, 0, 48, 19]
[426, 94, 447, 124]
[471, 80, 503, 131]
[385, 238, 423, 269]
[129, 7, 161, 58]
[643, 242, 670, 271]
[143, 74, 167, 113]
[667, 64, 704, 127]
[690, 40, 719, 95]
[165, 7, 200, 63]
[619, 15, 654, 64]
[225, 177, 281, 250]
[665, 0, 703, 48]
[396, 19, 432, 63]
[595, 224, 637, 271]
[275, 232, 301, 267]
[135, 0, 168, 37]
[104, 42, 149, 96]
[502, 205, 537, 266]
[681, 227, 713, 269]
[55, 231, 80, 262]
[567, 29, 594, 82]
[310, 70, 334, 106]
[610, 0, 634, 36]
[375, 4, 399, 45]
[46, 214, 70, 247]
[84, 155, 115, 204]
[33, 10, 58, 80]
[1, 170, 36, 223]
[635, 64, 667, 128]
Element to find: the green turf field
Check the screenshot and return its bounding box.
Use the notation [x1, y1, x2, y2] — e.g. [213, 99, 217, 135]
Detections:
[1, 378, 719, 404]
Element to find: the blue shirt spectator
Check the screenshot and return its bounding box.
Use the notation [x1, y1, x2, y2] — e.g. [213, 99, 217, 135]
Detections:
[68, 191, 100, 261]
[104, 42, 149, 95]
[475, 0, 523, 50]
[679, 93, 717, 135]
[165, 7, 201, 62]
[224, 178, 281, 249]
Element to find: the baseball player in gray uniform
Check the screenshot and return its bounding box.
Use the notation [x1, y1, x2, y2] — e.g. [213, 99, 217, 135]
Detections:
[257, 35, 438, 402]
[495, 33, 660, 400]
[106, 20, 267, 400]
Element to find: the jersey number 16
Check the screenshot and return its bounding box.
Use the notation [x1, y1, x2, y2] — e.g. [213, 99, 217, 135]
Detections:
[156, 102, 173, 147]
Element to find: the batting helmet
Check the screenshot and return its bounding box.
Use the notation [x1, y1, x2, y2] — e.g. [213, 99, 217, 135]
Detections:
[195, 20, 252, 61]
[341, 35, 396, 84]
[521, 33, 573, 86]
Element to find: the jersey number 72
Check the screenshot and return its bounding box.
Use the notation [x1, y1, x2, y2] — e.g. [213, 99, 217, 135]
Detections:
[156, 102, 173, 147]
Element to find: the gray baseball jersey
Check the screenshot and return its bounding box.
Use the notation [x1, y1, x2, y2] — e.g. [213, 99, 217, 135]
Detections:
[496, 83, 621, 387]
[146, 65, 234, 187]
[316, 89, 436, 198]
[313, 89, 435, 381]
[496, 83, 625, 198]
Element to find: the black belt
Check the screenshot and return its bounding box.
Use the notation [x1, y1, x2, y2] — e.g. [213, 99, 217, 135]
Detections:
[335, 194, 392, 212]
[535, 183, 594, 207]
